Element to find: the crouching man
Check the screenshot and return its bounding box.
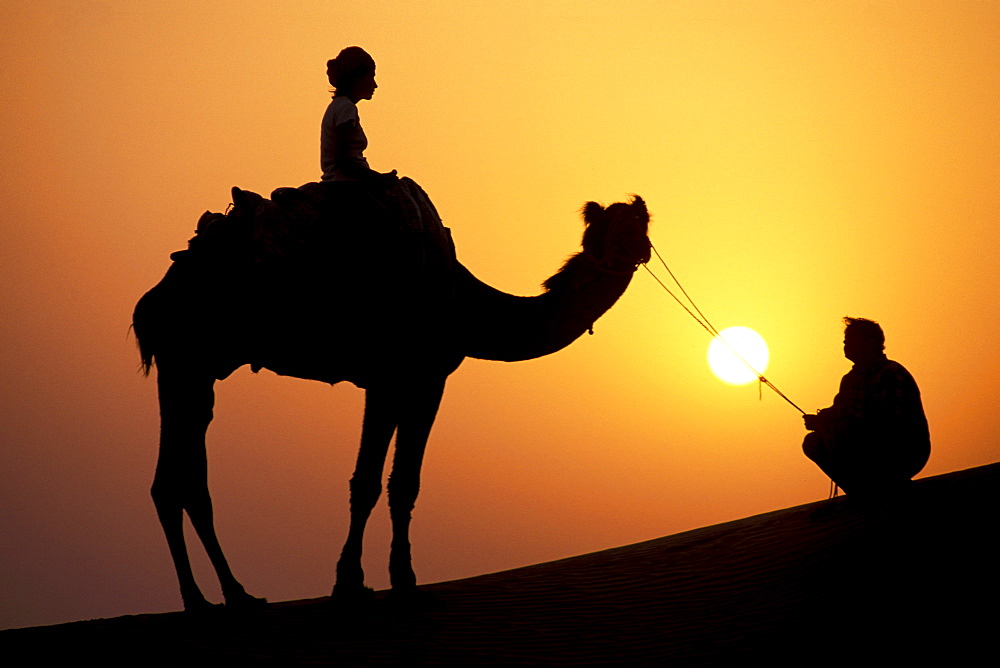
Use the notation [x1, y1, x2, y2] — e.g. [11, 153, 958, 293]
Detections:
[803, 317, 930, 496]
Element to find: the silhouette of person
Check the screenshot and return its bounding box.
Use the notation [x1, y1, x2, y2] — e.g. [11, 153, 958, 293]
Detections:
[317, 47, 448, 278]
[802, 317, 930, 496]
[321, 46, 396, 183]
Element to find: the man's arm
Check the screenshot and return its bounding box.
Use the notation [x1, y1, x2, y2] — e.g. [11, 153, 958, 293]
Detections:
[803, 371, 852, 432]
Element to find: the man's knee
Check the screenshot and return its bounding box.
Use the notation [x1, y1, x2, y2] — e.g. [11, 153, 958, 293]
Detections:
[802, 432, 823, 462]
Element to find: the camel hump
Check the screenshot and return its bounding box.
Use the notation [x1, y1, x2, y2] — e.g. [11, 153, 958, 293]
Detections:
[390, 177, 455, 264]
[183, 176, 456, 275]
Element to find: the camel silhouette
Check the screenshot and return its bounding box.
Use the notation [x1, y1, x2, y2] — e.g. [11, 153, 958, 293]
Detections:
[133, 180, 651, 610]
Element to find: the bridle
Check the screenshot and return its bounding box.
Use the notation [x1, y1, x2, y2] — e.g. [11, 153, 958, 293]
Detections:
[583, 237, 652, 276]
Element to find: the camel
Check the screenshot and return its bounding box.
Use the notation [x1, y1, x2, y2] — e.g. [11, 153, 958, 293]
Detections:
[133, 179, 651, 610]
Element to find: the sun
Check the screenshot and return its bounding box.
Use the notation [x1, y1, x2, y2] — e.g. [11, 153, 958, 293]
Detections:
[707, 326, 769, 385]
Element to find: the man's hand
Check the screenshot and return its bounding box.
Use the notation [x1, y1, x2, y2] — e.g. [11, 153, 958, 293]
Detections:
[803, 413, 821, 431]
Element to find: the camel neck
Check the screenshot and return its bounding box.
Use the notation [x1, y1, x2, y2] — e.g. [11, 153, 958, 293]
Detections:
[453, 257, 634, 362]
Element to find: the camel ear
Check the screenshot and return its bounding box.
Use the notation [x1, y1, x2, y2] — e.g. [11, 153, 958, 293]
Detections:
[630, 194, 647, 214]
[582, 201, 605, 226]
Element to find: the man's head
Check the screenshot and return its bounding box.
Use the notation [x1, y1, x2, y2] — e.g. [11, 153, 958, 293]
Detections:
[843, 316, 885, 363]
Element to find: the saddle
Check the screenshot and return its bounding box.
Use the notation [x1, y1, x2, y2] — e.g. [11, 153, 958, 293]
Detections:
[178, 177, 456, 277]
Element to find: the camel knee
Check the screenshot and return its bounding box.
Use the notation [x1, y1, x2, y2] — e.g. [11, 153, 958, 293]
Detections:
[150, 484, 188, 537]
[152, 469, 211, 514]
[151, 477, 181, 512]
[387, 475, 419, 516]
[349, 475, 382, 513]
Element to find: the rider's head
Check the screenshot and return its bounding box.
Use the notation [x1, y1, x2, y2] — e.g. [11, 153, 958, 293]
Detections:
[327, 47, 376, 100]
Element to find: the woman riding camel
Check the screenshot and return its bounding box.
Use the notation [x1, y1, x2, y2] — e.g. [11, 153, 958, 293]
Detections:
[321, 46, 396, 183]
[318, 47, 452, 274]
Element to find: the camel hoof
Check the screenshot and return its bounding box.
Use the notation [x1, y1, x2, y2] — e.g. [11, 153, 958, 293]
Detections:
[388, 559, 417, 593]
[330, 582, 375, 606]
[183, 597, 221, 615]
[387, 586, 434, 610]
[225, 590, 268, 610]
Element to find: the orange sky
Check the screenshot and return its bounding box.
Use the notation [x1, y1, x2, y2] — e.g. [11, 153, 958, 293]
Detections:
[1, 1, 997, 630]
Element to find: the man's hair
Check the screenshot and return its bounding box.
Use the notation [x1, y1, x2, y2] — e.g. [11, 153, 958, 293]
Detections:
[844, 316, 885, 348]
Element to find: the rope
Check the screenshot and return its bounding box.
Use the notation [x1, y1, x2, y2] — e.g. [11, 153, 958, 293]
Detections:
[643, 243, 806, 415]
[651, 246, 720, 338]
[644, 242, 840, 496]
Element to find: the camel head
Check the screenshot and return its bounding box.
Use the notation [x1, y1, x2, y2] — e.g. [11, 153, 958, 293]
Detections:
[581, 195, 652, 272]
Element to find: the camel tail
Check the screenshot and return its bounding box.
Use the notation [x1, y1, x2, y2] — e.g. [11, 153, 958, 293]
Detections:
[132, 293, 156, 376]
[137, 330, 154, 376]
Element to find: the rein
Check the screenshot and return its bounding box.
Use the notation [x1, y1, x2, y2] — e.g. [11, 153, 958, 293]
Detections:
[642, 243, 805, 415]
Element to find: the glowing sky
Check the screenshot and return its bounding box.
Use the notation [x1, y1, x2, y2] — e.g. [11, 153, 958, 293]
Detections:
[1, 1, 997, 630]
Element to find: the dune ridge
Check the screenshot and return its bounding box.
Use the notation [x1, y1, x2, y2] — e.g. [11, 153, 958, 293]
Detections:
[4, 462, 996, 664]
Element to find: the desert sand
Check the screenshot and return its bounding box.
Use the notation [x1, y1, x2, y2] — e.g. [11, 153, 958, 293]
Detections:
[3, 462, 995, 665]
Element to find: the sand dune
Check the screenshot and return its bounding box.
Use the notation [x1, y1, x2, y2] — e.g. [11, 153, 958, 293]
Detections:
[4, 463, 996, 664]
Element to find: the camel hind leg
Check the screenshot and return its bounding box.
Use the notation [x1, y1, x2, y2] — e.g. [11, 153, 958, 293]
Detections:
[151, 363, 264, 611]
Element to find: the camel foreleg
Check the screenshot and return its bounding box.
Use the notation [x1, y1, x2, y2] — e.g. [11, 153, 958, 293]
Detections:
[387, 376, 446, 594]
[333, 385, 398, 599]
